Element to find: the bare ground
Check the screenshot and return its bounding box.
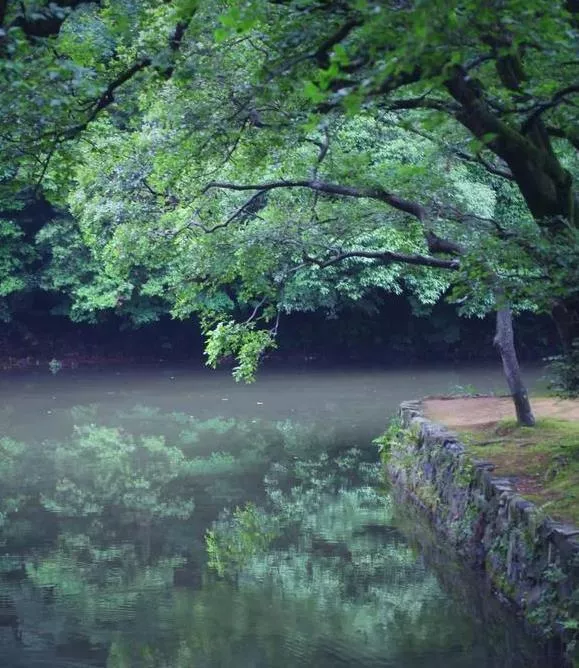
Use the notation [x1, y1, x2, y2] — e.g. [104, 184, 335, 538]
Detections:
[423, 396, 579, 430]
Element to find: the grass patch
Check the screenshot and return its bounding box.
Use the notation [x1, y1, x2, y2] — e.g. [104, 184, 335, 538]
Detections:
[461, 418, 579, 525]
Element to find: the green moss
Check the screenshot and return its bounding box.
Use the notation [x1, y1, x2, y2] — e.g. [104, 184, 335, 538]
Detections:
[490, 533, 509, 560]
[414, 481, 440, 511]
[461, 418, 579, 525]
[451, 501, 479, 543]
[491, 570, 516, 599]
[521, 525, 538, 560]
[374, 419, 416, 466]
[455, 458, 476, 489]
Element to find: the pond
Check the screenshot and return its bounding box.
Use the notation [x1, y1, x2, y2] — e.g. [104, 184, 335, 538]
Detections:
[0, 363, 563, 667]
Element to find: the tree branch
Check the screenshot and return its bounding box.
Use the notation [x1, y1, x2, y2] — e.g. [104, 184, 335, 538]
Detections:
[317, 65, 425, 113]
[60, 57, 151, 139]
[445, 66, 567, 183]
[163, 19, 192, 78]
[439, 204, 515, 239]
[205, 179, 427, 221]
[306, 126, 331, 178]
[425, 230, 465, 255]
[386, 96, 459, 113]
[303, 249, 459, 270]
[545, 125, 579, 152]
[245, 296, 268, 324]
[457, 150, 514, 180]
[218, 190, 268, 228]
[314, 18, 362, 67]
[521, 84, 579, 135]
[34, 141, 58, 191]
[394, 121, 514, 181]
[175, 190, 269, 236]
[206, 178, 468, 266]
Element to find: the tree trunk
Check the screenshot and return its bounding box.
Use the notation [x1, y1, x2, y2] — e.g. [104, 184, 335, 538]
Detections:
[494, 308, 536, 426]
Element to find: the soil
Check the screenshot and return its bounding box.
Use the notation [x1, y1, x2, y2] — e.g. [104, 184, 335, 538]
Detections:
[423, 396, 579, 429]
[422, 395, 579, 525]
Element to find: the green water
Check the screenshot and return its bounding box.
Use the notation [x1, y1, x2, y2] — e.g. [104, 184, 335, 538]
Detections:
[0, 364, 562, 667]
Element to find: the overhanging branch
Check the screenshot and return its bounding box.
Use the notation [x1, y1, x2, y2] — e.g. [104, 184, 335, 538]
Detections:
[314, 18, 362, 68]
[303, 249, 459, 270]
[207, 178, 467, 269]
[205, 179, 427, 221]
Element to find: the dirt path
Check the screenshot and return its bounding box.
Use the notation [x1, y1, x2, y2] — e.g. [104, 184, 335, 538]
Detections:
[423, 396, 579, 429]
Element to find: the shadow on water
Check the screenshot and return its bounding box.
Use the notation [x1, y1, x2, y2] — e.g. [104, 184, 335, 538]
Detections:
[0, 364, 564, 667]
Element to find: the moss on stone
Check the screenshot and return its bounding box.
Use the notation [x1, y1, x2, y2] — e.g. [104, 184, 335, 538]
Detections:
[414, 481, 440, 511]
[455, 458, 476, 489]
[461, 417, 579, 525]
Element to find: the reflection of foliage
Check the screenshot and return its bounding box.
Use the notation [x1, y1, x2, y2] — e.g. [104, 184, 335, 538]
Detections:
[0, 438, 27, 524]
[41, 425, 195, 524]
[0, 407, 343, 537]
[111, 444, 519, 668]
[0, 436, 44, 536]
[206, 504, 279, 578]
[206, 449, 386, 577]
[27, 531, 182, 648]
[191, 446, 545, 667]
[0, 406, 549, 667]
[0, 409, 336, 656]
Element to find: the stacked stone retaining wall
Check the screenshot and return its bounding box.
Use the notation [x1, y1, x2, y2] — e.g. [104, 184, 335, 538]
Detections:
[388, 400, 579, 659]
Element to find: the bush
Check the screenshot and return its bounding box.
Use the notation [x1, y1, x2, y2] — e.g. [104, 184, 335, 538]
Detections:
[547, 339, 579, 398]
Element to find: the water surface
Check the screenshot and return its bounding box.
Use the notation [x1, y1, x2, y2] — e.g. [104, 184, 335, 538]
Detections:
[0, 364, 560, 667]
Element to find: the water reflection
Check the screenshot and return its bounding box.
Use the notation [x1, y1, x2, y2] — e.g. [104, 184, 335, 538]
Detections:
[0, 399, 563, 667]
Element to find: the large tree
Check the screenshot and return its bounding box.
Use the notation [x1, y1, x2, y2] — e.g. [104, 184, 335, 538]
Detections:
[1, 0, 578, 423]
[193, 0, 578, 348]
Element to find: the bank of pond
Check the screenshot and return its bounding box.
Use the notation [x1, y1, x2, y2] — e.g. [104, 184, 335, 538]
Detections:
[388, 399, 579, 666]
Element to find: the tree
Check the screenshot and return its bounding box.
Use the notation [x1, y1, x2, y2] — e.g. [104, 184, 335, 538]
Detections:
[1, 1, 577, 420]
[0, 0, 200, 322]
[49, 2, 569, 421]
[194, 0, 577, 409]
[195, 0, 576, 413]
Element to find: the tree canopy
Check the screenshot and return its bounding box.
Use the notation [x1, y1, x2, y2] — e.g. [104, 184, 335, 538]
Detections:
[0, 0, 577, 386]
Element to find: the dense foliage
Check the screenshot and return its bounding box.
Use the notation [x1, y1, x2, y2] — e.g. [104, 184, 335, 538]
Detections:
[0, 0, 577, 382]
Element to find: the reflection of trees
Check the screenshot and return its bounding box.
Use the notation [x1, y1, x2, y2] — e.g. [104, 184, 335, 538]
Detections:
[0, 406, 551, 667]
[194, 451, 552, 668]
[42, 426, 195, 527]
[0, 406, 349, 661]
[200, 452, 470, 666]
[0, 406, 338, 536]
[26, 533, 180, 649]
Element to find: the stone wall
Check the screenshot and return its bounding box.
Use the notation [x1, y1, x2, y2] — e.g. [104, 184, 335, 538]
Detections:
[387, 400, 579, 660]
